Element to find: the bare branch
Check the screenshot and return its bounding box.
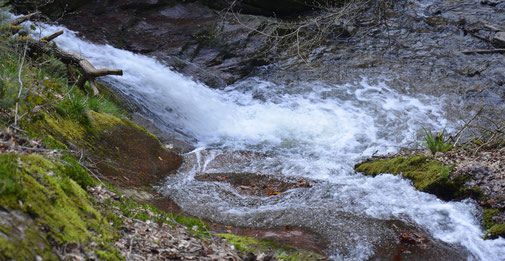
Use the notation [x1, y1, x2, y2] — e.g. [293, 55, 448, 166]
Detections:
[9, 12, 40, 26]
[41, 29, 64, 42]
[14, 44, 28, 127]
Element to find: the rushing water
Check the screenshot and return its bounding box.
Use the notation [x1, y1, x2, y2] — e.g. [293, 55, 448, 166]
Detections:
[29, 21, 505, 260]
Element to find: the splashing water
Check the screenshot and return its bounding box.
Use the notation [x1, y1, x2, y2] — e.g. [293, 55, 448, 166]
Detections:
[30, 22, 505, 260]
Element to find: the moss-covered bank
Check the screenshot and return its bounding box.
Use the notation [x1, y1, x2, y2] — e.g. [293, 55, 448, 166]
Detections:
[355, 155, 504, 240]
[0, 154, 121, 260]
[355, 155, 481, 201]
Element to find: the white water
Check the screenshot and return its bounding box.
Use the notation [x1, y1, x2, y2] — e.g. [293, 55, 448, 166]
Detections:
[30, 22, 505, 260]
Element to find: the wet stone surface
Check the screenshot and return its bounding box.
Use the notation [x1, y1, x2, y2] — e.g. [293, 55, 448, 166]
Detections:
[195, 172, 312, 197]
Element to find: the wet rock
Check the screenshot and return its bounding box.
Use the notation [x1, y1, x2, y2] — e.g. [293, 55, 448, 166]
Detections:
[11, 0, 275, 87]
[195, 172, 312, 197]
[85, 111, 183, 188]
[7, 0, 91, 19]
[203, 0, 342, 17]
[492, 31, 505, 47]
[130, 113, 195, 154]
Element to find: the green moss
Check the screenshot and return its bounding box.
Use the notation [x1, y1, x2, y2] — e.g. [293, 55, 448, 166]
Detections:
[482, 208, 505, 240]
[485, 224, 505, 239]
[355, 155, 474, 201]
[60, 154, 97, 189]
[483, 209, 500, 229]
[106, 192, 210, 238]
[218, 233, 324, 260]
[0, 154, 122, 260]
[95, 247, 123, 261]
[42, 113, 87, 142]
[42, 135, 68, 150]
[0, 222, 59, 261]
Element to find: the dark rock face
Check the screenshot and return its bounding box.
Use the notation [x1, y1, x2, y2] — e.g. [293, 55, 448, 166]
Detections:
[6, 0, 92, 18]
[11, 0, 276, 88]
[203, 0, 343, 17]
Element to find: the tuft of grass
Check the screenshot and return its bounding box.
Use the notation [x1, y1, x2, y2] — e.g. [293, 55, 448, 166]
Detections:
[423, 127, 452, 154]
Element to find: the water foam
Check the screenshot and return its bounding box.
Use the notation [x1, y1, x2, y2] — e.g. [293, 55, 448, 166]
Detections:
[28, 22, 505, 260]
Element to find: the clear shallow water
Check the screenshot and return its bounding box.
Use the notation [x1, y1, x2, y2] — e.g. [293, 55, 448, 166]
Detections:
[30, 22, 505, 260]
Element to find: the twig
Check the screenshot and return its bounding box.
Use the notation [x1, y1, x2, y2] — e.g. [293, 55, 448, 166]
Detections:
[79, 160, 106, 185]
[461, 49, 505, 54]
[14, 44, 28, 127]
[453, 107, 483, 147]
[127, 235, 134, 260]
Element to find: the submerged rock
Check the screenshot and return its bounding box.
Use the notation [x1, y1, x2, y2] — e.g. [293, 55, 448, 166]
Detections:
[195, 172, 312, 197]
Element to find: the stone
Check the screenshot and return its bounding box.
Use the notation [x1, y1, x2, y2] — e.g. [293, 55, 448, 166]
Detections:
[492, 32, 505, 47]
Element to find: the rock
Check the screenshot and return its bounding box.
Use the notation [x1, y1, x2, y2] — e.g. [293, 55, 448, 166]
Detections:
[203, 0, 343, 17]
[8, 0, 91, 19]
[85, 111, 183, 188]
[9, 1, 276, 87]
[492, 32, 505, 47]
[195, 172, 312, 197]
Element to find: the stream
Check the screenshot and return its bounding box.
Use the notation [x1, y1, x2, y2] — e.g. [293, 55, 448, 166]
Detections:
[32, 19, 505, 260]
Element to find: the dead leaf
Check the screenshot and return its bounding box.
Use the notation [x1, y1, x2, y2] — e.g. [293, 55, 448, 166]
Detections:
[267, 191, 281, 196]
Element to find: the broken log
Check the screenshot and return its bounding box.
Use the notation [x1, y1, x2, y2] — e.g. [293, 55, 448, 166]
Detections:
[40, 29, 63, 42]
[8, 15, 123, 96]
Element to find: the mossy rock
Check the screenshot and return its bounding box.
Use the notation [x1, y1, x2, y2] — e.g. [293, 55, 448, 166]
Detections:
[34, 110, 183, 188]
[482, 208, 505, 239]
[218, 233, 325, 260]
[0, 153, 121, 260]
[354, 155, 478, 201]
[485, 224, 505, 239]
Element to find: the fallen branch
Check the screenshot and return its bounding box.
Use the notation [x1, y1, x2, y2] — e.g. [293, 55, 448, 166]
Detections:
[8, 16, 122, 96]
[40, 29, 63, 42]
[453, 107, 483, 147]
[461, 49, 505, 54]
[9, 12, 40, 26]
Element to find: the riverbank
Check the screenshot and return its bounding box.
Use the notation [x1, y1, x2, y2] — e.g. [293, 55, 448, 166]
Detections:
[355, 144, 505, 240]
